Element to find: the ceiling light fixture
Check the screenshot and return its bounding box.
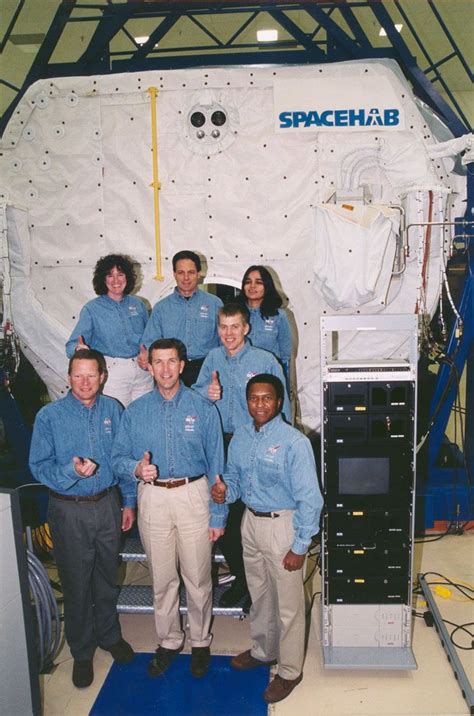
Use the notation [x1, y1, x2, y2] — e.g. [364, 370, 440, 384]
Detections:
[257, 29, 278, 42]
[135, 35, 149, 45]
[379, 24, 403, 37]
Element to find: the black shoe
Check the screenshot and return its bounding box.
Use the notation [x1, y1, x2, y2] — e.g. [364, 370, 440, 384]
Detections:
[147, 645, 183, 678]
[106, 638, 135, 664]
[219, 580, 250, 607]
[242, 593, 252, 613]
[72, 659, 94, 688]
[190, 647, 210, 678]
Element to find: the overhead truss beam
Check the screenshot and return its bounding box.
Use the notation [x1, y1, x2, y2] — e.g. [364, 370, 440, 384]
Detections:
[0, 1, 471, 137]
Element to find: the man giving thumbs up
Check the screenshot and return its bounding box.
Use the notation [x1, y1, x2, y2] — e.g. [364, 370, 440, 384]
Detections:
[112, 338, 226, 680]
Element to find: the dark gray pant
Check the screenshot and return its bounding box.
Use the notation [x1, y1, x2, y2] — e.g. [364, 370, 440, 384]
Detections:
[48, 488, 123, 660]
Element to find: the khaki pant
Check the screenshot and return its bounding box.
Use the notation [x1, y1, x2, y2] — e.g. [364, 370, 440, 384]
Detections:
[242, 508, 305, 679]
[138, 478, 213, 649]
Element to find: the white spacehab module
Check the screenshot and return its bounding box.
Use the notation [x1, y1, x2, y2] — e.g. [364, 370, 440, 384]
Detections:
[0, 59, 472, 430]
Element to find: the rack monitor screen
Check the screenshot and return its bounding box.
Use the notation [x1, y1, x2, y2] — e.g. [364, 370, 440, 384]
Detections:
[338, 456, 390, 495]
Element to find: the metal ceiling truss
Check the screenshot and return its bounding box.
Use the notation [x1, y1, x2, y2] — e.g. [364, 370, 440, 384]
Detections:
[1, 0, 471, 137]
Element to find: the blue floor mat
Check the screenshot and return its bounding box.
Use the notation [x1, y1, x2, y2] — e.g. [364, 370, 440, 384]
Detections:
[90, 653, 270, 715]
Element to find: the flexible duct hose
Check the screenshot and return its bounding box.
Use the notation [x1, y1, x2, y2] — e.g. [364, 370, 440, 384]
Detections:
[27, 549, 62, 672]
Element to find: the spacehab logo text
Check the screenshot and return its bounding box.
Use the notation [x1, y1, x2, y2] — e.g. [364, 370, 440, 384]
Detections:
[279, 107, 400, 129]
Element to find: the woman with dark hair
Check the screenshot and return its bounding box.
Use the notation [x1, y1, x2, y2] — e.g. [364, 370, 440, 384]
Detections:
[237, 265, 292, 368]
[66, 254, 153, 406]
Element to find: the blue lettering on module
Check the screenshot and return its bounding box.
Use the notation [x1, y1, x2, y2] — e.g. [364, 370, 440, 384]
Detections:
[384, 108, 400, 125]
[334, 110, 348, 126]
[278, 108, 400, 129]
[306, 111, 320, 127]
[278, 111, 293, 128]
[320, 110, 333, 126]
[349, 109, 365, 125]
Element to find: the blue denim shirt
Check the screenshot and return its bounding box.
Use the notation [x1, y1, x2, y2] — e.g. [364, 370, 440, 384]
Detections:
[247, 307, 292, 363]
[111, 384, 227, 528]
[141, 288, 223, 359]
[224, 415, 322, 554]
[193, 342, 291, 433]
[29, 392, 136, 507]
[65, 295, 149, 359]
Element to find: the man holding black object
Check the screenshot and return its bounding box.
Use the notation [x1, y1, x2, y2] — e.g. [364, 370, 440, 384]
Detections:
[29, 349, 136, 689]
[211, 374, 322, 704]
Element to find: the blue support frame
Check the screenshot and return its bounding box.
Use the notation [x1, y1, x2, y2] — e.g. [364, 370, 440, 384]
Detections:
[268, 8, 327, 58]
[1, 0, 76, 132]
[1, 2, 472, 137]
[0, 0, 25, 53]
[369, 2, 469, 136]
[394, 1, 471, 132]
[421, 169, 474, 526]
[304, 4, 366, 60]
[427, 0, 473, 82]
[76, 4, 134, 70]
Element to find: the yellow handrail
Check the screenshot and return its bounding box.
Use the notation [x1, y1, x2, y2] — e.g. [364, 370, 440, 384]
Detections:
[147, 86, 164, 281]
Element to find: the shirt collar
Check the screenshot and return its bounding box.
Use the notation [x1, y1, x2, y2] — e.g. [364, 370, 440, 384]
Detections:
[224, 340, 251, 362]
[254, 413, 283, 436]
[152, 381, 185, 406]
[173, 286, 199, 302]
[65, 390, 99, 413]
[99, 294, 128, 306]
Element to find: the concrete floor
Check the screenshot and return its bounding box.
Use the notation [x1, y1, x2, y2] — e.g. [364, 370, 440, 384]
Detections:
[41, 531, 473, 716]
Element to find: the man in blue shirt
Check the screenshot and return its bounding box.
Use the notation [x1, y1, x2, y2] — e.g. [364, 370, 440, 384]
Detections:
[29, 349, 136, 689]
[112, 338, 226, 679]
[140, 251, 222, 386]
[211, 374, 322, 704]
[193, 303, 290, 608]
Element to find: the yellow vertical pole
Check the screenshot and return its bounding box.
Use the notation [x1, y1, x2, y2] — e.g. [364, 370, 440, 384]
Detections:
[147, 86, 164, 281]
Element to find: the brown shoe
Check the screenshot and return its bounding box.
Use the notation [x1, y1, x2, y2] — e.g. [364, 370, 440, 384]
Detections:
[263, 673, 303, 703]
[231, 649, 277, 670]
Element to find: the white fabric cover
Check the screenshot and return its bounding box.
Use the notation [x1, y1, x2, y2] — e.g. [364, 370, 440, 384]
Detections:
[313, 204, 398, 309]
[0, 59, 466, 430]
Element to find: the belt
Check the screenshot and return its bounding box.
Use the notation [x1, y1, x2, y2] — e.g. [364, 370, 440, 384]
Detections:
[248, 506, 280, 519]
[152, 475, 204, 489]
[50, 487, 114, 503]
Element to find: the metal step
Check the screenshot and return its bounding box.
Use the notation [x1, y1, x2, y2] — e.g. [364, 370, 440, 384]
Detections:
[120, 536, 226, 563]
[119, 537, 147, 562]
[117, 583, 246, 617]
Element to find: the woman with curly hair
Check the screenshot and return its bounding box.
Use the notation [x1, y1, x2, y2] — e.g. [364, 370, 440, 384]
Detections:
[237, 265, 292, 371]
[66, 254, 152, 406]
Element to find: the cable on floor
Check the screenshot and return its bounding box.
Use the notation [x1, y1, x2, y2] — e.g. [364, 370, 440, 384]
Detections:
[27, 548, 63, 672]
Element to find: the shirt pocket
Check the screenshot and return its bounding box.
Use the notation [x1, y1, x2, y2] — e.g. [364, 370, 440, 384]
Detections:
[256, 456, 282, 488]
[180, 428, 204, 466]
[195, 310, 215, 338]
[127, 310, 147, 339]
[97, 422, 115, 462]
